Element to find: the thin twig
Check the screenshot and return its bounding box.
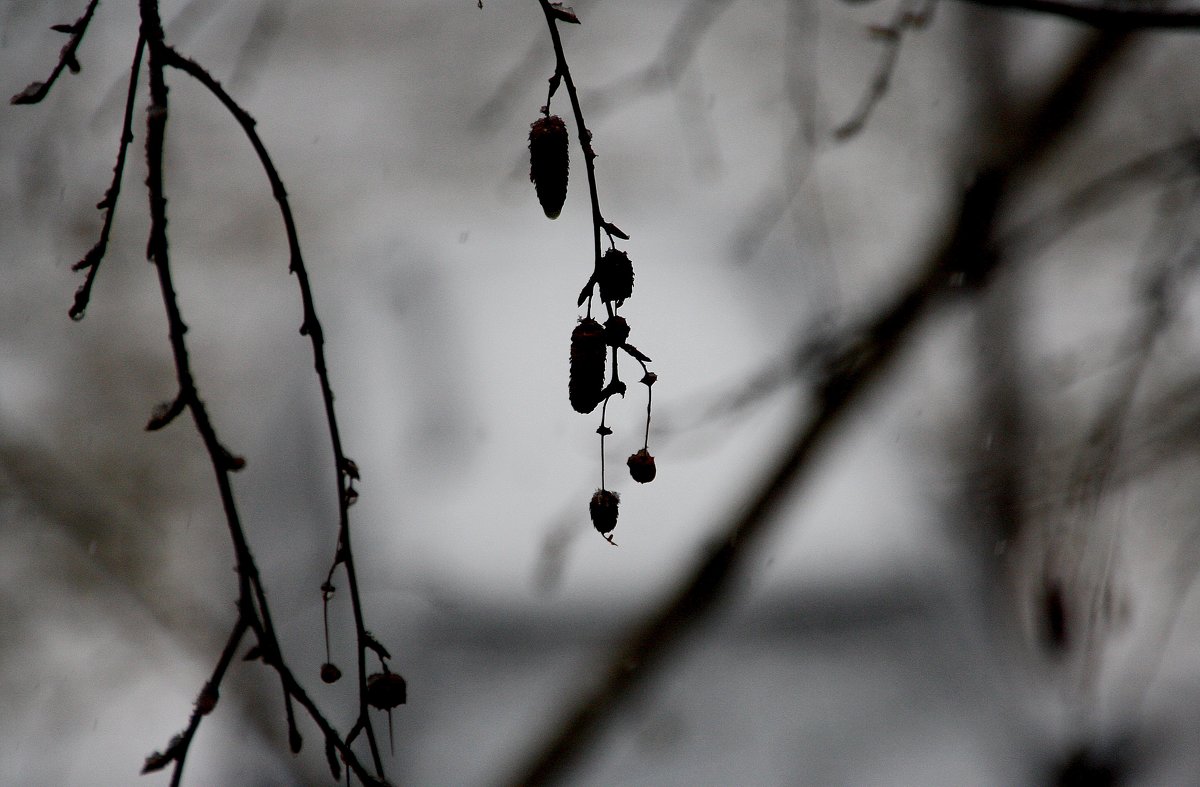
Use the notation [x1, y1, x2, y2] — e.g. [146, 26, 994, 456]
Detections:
[161, 45, 388, 777]
[10, 0, 101, 105]
[535, 0, 616, 315]
[69, 33, 146, 321]
[161, 618, 249, 786]
[134, 3, 388, 783]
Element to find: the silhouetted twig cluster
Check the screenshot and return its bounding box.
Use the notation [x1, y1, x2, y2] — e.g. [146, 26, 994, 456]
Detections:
[13, 2, 399, 784]
[530, 0, 657, 545]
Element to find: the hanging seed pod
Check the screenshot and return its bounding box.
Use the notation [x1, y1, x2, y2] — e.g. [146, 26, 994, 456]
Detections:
[366, 670, 407, 709]
[603, 315, 630, 347]
[529, 115, 569, 219]
[590, 489, 620, 535]
[598, 248, 634, 306]
[320, 662, 342, 684]
[569, 318, 606, 414]
[627, 449, 656, 483]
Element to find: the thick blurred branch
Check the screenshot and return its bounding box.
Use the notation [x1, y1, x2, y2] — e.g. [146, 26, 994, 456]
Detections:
[509, 31, 1132, 786]
[951, 0, 1200, 29]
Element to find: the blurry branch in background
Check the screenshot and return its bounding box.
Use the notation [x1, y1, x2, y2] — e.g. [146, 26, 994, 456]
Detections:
[12, 1, 400, 784]
[648, 139, 1200, 478]
[573, 0, 736, 117]
[1052, 177, 1200, 706]
[950, 0, 1200, 29]
[509, 27, 1133, 785]
[833, 0, 934, 140]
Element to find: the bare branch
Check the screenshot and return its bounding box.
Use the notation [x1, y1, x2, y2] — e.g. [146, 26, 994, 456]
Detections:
[10, 0, 100, 105]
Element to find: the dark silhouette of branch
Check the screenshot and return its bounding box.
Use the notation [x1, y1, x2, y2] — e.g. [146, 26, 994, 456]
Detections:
[13, 0, 399, 782]
[142, 617, 248, 784]
[534, 0, 617, 313]
[9, 0, 100, 105]
[534, 0, 657, 539]
[135, 6, 390, 781]
[508, 30, 1132, 785]
[69, 33, 145, 321]
[160, 46, 389, 776]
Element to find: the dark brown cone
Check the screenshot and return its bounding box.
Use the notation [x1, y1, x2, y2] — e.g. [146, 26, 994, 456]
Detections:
[590, 489, 620, 534]
[569, 318, 606, 414]
[366, 670, 407, 709]
[598, 248, 634, 306]
[627, 449, 656, 483]
[529, 115, 569, 219]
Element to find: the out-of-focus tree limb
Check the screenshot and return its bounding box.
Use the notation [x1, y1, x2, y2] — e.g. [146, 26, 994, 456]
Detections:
[506, 30, 1133, 787]
[951, 0, 1200, 29]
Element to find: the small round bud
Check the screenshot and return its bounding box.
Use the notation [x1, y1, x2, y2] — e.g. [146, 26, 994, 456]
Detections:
[320, 663, 342, 684]
[627, 449, 656, 483]
[529, 115, 570, 219]
[604, 315, 630, 347]
[366, 670, 407, 709]
[590, 489, 620, 535]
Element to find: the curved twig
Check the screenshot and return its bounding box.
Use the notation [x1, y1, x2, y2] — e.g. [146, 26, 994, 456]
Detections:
[161, 45, 388, 777]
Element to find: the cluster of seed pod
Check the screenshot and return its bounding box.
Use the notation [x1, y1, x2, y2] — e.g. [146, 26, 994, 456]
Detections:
[530, 113, 657, 545]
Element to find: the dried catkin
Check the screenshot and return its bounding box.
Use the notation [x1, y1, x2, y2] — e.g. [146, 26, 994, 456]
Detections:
[569, 318, 606, 414]
[529, 115, 569, 219]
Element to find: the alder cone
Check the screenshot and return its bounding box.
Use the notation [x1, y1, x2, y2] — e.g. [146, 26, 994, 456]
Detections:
[529, 115, 569, 219]
[590, 489, 620, 535]
[627, 449, 656, 483]
[569, 318, 606, 414]
[598, 248, 634, 306]
[366, 671, 407, 709]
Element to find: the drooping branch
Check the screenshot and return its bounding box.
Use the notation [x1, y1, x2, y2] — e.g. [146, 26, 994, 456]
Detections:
[535, 0, 614, 315]
[532, 1, 657, 538]
[129, 1, 391, 783]
[160, 45, 388, 777]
